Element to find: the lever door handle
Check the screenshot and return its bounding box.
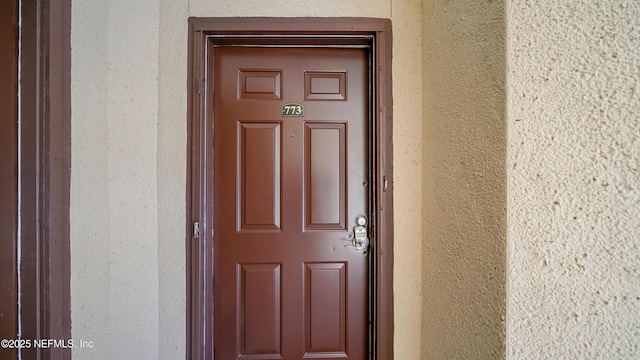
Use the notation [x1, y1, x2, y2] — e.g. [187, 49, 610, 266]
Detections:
[344, 239, 368, 251]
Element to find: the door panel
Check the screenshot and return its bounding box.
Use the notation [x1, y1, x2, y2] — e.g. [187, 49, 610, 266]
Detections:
[238, 263, 282, 356]
[305, 123, 346, 230]
[305, 262, 347, 355]
[238, 122, 282, 231]
[214, 47, 369, 359]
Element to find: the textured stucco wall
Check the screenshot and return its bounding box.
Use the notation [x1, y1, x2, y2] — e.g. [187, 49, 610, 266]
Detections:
[72, 0, 423, 359]
[189, 0, 390, 17]
[422, 0, 506, 358]
[157, 1, 189, 359]
[389, 0, 424, 358]
[507, 1, 640, 358]
[71, 0, 160, 359]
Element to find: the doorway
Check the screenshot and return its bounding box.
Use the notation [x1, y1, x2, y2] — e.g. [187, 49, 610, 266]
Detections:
[188, 18, 393, 360]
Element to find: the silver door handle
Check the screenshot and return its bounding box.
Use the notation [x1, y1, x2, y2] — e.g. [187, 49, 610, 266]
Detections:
[344, 236, 369, 251]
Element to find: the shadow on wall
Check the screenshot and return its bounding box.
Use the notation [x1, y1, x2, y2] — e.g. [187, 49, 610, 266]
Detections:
[422, 0, 506, 358]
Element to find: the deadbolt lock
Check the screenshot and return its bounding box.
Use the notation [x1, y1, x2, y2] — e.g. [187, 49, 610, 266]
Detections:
[345, 215, 369, 253]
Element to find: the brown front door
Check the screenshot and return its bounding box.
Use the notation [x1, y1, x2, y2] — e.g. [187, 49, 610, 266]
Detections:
[213, 47, 370, 359]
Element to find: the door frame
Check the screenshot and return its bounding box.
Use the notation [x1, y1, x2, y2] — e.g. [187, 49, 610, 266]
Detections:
[187, 17, 393, 360]
[0, 1, 20, 357]
[18, 1, 72, 359]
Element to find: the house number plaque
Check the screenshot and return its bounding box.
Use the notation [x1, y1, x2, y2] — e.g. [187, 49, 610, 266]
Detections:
[282, 103, 304, 117]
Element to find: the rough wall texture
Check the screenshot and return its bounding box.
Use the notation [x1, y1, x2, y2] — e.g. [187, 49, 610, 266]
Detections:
[422, 0, 507, 358]
[71, 0, 160, 359]
[390, 0, 424, 358]
[189, 0, 390, 17]
[507, 1, 640, 358]
[157, 0, 189, 359]
[70, 1, 111, 357]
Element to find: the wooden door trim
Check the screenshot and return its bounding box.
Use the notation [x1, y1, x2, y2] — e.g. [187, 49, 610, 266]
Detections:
[187, 17, 393, 360]
[0, 2, 19, 357]
[19, 1, 72, 359]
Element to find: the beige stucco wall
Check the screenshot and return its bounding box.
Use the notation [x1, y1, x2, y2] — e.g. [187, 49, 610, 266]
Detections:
[72, 0, 423, 359]
[507, 1, 640, 358]
[71, 0, 160, 358]
[422, 0, 506, 358]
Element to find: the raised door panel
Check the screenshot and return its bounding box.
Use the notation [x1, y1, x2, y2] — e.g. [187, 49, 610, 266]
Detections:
[237, 263, 282, 359]
[239, 70, 282, 100]
[304, 71, 346, 101]
[304, 263, 347, 358]
[237, 122, 282, 231]
[304, 123, 347, 231]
